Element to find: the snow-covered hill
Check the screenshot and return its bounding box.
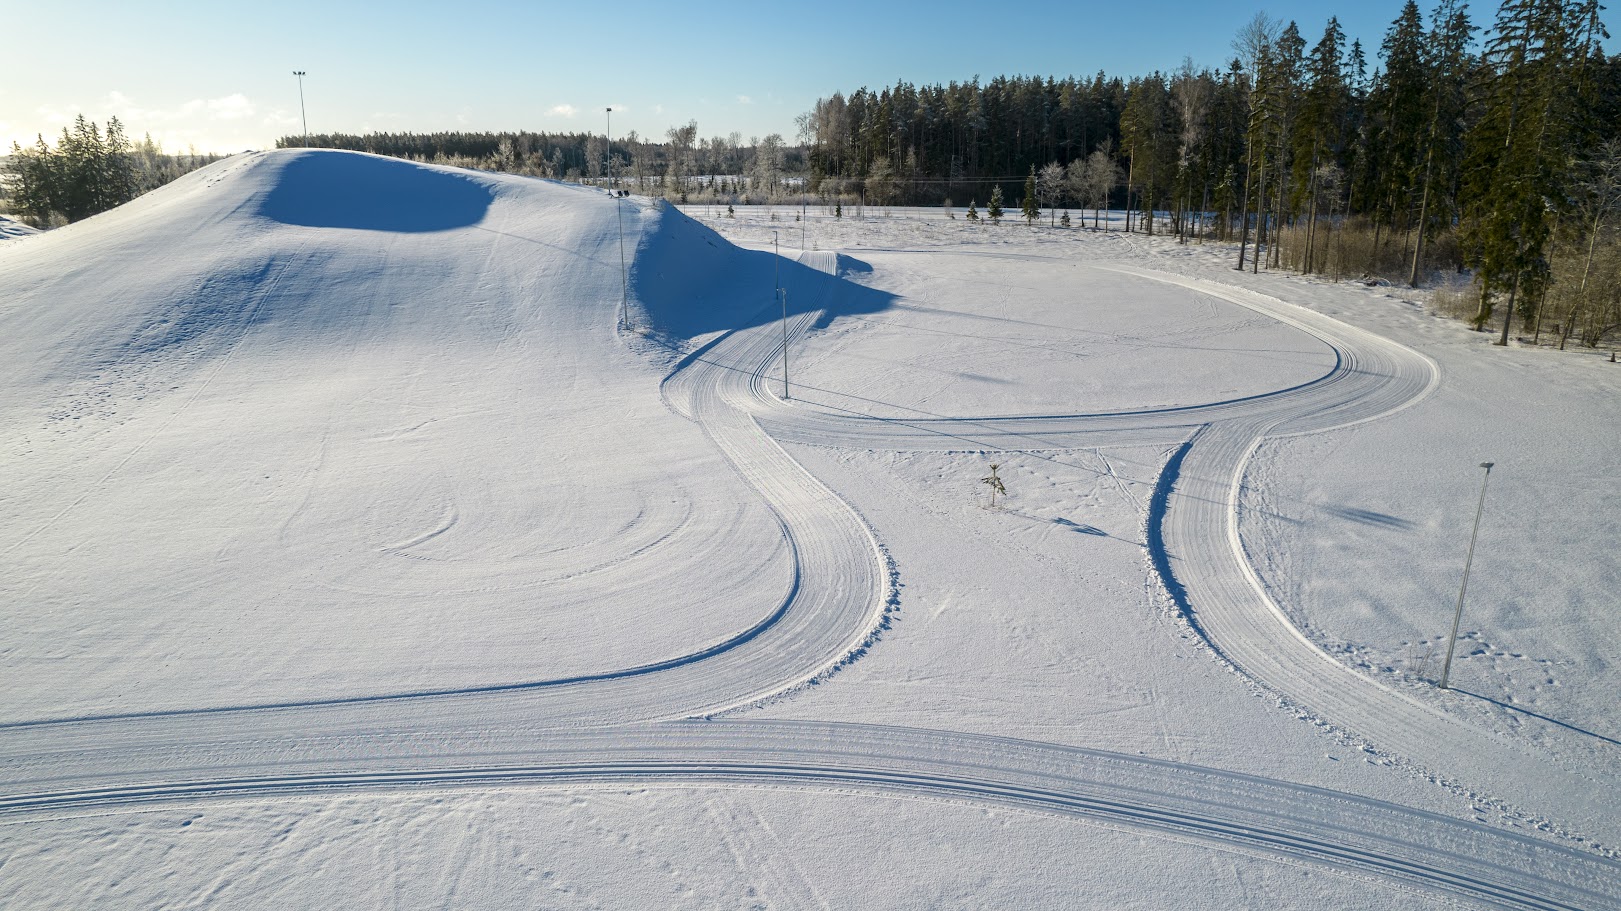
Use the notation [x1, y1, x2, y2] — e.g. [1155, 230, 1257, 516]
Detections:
[3, 156, 1617, 910]
[0, 150, 835, 717]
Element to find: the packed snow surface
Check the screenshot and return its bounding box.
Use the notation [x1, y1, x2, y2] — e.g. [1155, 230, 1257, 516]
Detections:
[2, 154, 1617, 910]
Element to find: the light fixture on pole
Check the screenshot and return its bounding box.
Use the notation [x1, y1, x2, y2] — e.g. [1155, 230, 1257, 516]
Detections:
[293, 71, 308, 146]
[773, 230, 789, 399]
[609, 107, 628, 332]
[1439, 461, 1495, 690]
[780, 287, 790, 399]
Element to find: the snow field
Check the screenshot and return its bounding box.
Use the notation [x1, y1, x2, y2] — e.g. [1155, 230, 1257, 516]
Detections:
[3, 162, 1618, 910]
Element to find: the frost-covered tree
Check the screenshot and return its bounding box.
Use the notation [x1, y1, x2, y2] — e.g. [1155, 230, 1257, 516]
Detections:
[6, 114, 140, 225]
[988, 183, 1004, 223]
[752, 133, 786, 200]
[1084, 140, 1121, 229]
[1038, 161, 1067, 226]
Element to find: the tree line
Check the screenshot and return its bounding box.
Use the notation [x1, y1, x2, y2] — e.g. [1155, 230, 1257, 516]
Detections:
[5, 116, 226, 227]
[799, 0, 1620, 347]
[279, 128, 805, 202]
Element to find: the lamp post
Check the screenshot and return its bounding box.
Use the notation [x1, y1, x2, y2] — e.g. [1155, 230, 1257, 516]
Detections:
[292, 71, 308, 146]
[773, 230, 789, 399]
[1439, 461, 1495, 690]
[780, 288, 790, 399]
[609, 107, 628, 332]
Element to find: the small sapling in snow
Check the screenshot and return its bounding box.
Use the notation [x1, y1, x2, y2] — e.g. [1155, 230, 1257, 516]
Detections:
[981, 462, 1007, 508]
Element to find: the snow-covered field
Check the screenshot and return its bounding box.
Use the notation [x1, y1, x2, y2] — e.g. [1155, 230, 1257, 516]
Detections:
[2, 153, 1616, 909]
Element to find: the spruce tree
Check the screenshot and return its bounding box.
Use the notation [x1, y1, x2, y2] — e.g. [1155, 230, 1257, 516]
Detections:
[1371, 0, 1430, 236]
[988, 184, 1004, 222]
[1462, 0, 1579, 342]
[1408, 0, 1476, 286]
[1293, 17, 1350, 273]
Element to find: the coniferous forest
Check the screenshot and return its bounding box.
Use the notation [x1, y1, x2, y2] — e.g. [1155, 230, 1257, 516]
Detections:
[6, 0, 1617, 347]
[798, 0, 1620, 346]
[5, 116, 225, 227]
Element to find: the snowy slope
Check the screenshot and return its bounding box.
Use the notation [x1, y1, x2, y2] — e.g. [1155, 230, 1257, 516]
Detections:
[0, 150, 801, 718]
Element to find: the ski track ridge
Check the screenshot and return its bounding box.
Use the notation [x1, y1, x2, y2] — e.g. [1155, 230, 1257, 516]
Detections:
[5, 245, 1615, 909]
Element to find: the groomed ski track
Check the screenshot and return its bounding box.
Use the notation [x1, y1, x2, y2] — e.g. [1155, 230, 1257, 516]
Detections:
[5, 204, 1617, 908]
[7, 721, 1617, 911]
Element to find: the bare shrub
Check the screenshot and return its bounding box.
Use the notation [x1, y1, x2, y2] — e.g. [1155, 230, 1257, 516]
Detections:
[1275, 218, 1464, 285]
[1429, 277, 1481, 321]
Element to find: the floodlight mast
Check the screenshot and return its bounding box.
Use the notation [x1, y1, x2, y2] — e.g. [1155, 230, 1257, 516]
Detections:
[1439, 461, 1494, 690]
[293, 71, 308, 146]
[773, 231, 789, 399]
[609, 107, 628, 332]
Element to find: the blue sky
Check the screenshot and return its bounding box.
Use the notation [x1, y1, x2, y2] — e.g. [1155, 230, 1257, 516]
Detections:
[3, 0, 1605, 153]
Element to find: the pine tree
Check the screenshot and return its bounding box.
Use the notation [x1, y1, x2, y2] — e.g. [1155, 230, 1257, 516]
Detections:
[1371, 0, 1431, 239]
[1409, 0, 1477, 286]
[1462, 0, 1580, 342]
[966, 199, 980, 221]
[988, 183, 1004, 222]
[1293, 17, 1350, 273]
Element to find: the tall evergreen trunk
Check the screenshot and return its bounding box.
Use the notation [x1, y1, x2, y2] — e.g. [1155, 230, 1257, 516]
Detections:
[1236, 143, 1256, 269]
[1409, 153, 1436, 287]
[1474, 276, 1494, 330]
[1125, 148, 1136, 233]
[1497, 270, 1520, 346]
[1408, 79, 1445, 288]
[1303, 144, 1321, 274]
[1200, 183, 1211, 244]
[1269, 154, 1288, 269]
[1253, 155, 1268, 274]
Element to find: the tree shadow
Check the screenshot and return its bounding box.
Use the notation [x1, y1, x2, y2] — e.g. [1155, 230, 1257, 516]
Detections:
[1324, 506, 1415, 530]
[258, 150, 492, 233]
[1452, 688, 1621, 749]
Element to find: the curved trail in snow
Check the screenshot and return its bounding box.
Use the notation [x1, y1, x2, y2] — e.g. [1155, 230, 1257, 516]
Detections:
[7, 721, 1617, 911]
[749, 260, 1612, 847]
[5, 248, 1617, 907]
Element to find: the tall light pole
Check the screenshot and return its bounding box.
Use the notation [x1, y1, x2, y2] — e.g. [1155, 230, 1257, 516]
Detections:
[773, 230, 789, 399]
[1440, 461, 1495, 690]
[292, 71, 308, 146]
[609, 107, 628, 332]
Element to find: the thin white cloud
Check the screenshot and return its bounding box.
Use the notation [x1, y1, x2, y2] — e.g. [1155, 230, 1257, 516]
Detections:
[262, 109, 301, 129]
[206, 94, 255, 121]
[737, 95, 753, 105]
[103, 91, 261, 125]
[36, 104, 76, 126]
[550, 104, 578, 118]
